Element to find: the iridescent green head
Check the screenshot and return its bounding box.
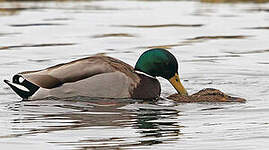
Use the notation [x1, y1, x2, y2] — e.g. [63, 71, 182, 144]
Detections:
[135, 48, 188, 96]
[135, 48, 178, 79]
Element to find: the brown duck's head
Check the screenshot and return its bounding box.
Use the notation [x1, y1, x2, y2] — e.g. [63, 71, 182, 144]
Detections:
[135, 48, 188, 96]
[167, 88, 246, 103]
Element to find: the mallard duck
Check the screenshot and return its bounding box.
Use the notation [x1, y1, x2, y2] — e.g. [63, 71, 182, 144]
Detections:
[167, 88, 246, 103]
[4, 48, 188, 100]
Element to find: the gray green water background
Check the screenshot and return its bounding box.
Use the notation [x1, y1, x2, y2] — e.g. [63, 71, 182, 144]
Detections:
[0, 0, 269, 149]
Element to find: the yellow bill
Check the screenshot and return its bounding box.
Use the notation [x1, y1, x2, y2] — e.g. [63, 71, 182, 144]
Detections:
[169, 73, 188, 96]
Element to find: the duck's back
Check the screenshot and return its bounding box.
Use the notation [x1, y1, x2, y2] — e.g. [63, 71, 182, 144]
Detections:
[19, 56, 139, 89]
[16, 56, 141, 99]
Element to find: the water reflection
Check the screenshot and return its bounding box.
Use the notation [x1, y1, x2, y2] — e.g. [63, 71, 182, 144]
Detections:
[91, 33, 137, 38]
[244, 27, 269, 30]
[0, 4, 43, 16]
[3, 98, 181, 149]
[113, 24, 204, 28]
[134, 108, 181, 138]
[9, 23, 65, 27]
[0, 1, 121, 16]
[226, 49, 269, 55]
[0, 43, 76, 50]
[138, 35, 250, 49]
[201, 0, 269, 3]
[0, 7, 25, 16]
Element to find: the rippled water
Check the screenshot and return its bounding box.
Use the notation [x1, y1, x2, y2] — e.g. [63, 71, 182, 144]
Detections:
[0, 0, 269, 149]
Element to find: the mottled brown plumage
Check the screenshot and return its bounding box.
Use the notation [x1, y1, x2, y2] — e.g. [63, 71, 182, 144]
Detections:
[167, 88, 246, 103]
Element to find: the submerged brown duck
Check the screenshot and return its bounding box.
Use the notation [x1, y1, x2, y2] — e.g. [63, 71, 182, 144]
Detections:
[167, 88, 246, 103]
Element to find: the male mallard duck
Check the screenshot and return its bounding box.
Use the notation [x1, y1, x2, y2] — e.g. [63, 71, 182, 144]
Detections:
[4, 48, 188, 100]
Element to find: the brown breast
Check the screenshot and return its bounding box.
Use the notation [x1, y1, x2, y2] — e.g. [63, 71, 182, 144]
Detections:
[131, 73, 161, 100]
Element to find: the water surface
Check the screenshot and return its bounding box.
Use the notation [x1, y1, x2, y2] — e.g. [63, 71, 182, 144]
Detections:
[0, 0, 269, 149]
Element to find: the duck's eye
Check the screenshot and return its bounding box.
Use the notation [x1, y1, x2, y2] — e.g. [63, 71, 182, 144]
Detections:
[175, 78, 179, 82]
[18, 77, 25, 83]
